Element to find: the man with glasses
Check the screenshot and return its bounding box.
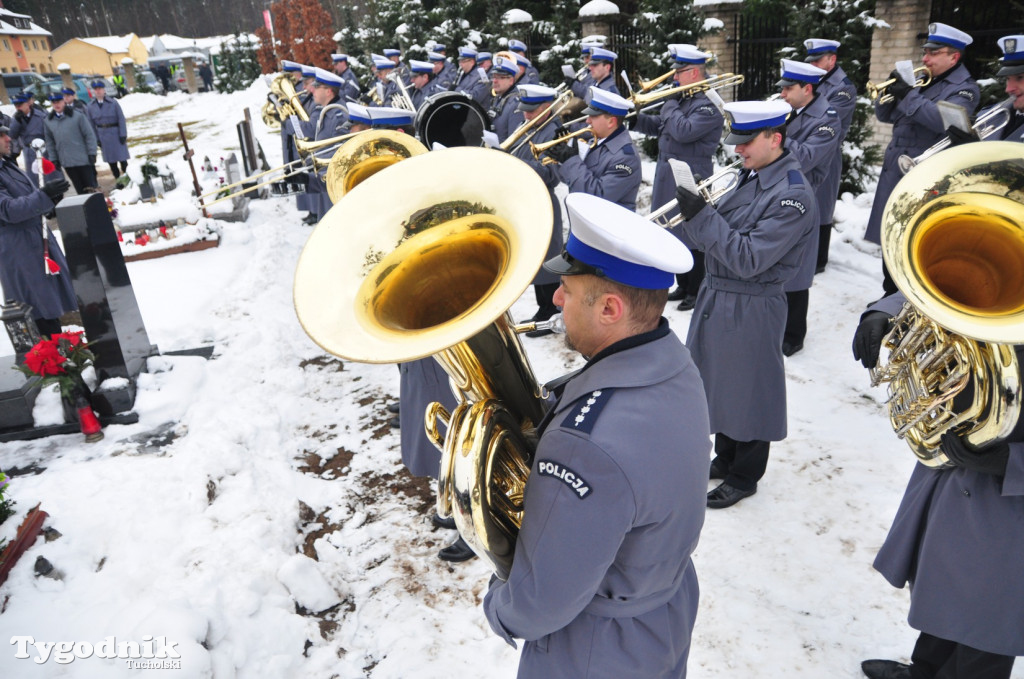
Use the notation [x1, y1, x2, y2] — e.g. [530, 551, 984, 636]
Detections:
[864, 22, 979, 300]
[631, 45, 724, 311]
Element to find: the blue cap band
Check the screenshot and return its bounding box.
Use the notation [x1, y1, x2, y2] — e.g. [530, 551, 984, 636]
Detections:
[729, 112, 789, 131]
[1003, 52, 1024, 63]
[566, 232, 674, 289]
[781, 68, 819, 84]
[928, 34, 968, 50]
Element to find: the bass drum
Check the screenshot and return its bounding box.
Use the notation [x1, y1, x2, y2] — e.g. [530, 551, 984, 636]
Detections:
[415, 91, 491, 148]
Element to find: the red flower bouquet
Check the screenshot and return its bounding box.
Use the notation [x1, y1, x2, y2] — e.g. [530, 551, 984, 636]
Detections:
[16, 332, 97, 401]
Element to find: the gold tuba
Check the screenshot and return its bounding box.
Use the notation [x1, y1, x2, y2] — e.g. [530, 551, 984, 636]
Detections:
[871, 141, 1024, 466]
[294, 147, 553, 578]
[323, 130, 427, 203]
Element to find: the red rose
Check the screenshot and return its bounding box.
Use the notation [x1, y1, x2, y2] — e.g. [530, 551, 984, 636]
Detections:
[25, 341, 67, 376]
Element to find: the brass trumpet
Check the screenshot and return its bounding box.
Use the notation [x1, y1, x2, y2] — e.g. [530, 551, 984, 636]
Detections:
[637, 68, 676, 93]
[647, 159, 744, 228]
[631, 73, 744, 109]
[898, 100, 1014, 174]
[529, 126, 596, 164]
[501, 90, 574, 152]
[867, 66, 931, 105]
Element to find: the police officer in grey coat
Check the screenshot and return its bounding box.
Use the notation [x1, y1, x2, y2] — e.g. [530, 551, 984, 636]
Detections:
[484, 192, 710, 679]
[853, 292, 1024, 679]
[990, 35, 1024, 143]
[851, 37, 1024, 679]
[331, 54, 362, 103]
[579, 47, 619, 96]
[547, 88, 641, 212]
[42, 93, 98, 195]
[427, 51, 456, 92]
[631, 45, 724, 311]
[803, 39, 857, 272]
[0, 127, 76, 337]
[489, 55, 525, 143]
[86, 81, 130, 179]
[567, 44, 596, 100]
[676, 100, 817, 509]
[10, 93, 46, 186]
[866, 22, 979, 296]
[510, 85, 566, 330]
[508, 40, 541, 85]
[776, 59, 841, 357]
[299, 68, 350, 222]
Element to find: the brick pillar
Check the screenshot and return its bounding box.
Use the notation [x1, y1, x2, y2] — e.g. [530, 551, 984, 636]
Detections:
[59, 63, 74, 90]
[182, 56, 199, 94]
[122, 58, 137, 91]
[868, 0, 933, 148]
[696, 2, 744, 103]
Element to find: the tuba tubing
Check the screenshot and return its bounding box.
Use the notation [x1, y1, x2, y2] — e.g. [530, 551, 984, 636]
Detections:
[294, 147, 554, 578]
[871, 141, 1024, 465]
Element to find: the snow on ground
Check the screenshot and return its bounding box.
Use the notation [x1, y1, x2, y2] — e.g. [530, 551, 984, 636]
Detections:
[1, 81, 1020, 679]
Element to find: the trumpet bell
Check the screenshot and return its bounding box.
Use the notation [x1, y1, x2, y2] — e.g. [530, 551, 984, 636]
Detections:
[324, 130, 428, 204]
[294, 146, 553, 364]
[883, 141, 1024, 344]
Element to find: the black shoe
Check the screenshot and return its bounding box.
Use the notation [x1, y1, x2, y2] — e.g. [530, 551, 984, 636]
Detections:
[438, 536, 477, 562]
[709, 460, 726, 480]
[389, 416, 400, 428]
[782, 341, 804, 357]
[525, 328, 553, 338]
[814, 265, 826, 274]
[302, 213, 318, 225]
[432, 513, 456, 530]
[860, 659, 912, 679]
[528, 307, 558, 323]
[707, 482, 757, 509]
[387, 402, 400, 414]
[676, 295, 697, 312]
[667, 287, 687, 302]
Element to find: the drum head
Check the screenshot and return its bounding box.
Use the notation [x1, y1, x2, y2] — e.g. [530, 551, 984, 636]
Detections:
[416, 91, 491, 148]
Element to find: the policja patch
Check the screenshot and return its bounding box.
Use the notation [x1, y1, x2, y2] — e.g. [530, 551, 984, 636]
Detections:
[537, 460, 593, 499]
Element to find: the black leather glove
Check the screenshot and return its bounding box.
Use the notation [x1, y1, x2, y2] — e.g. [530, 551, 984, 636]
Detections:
[887, 70, 912, 102]
[41, 178, 70, 202]
[852, 311, 893, 369]
[563, 75, 576, 90]
[544, 138, 576, 164]
[675, 184, 708, 222]
[945, 125, 977, 147]
[88, 154, 96, 164]
[119, 136, 127, 145]
[939, 432, 1010, 477]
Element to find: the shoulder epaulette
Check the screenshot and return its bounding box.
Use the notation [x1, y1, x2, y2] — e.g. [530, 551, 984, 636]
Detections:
[559, 388, 616, 434]
[788, 169, 804, 185]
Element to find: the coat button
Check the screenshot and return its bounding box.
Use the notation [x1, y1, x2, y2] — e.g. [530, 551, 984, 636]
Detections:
[962, 488, 970, 497]
[702, 313, 709, 319]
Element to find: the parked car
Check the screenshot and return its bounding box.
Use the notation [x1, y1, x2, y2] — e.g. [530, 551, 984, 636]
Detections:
[81, 75, 118, 99]
[136, 69, 165, 95]
[3, 71, 47, 99]
[23, 78, 91, 108]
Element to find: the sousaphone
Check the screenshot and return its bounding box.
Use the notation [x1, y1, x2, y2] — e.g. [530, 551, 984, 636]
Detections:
[294, 146, 554, 578]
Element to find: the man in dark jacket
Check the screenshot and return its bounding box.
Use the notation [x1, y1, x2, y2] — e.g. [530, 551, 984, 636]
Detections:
[0, 126, 76, 337]
[43, 93, 98, 194]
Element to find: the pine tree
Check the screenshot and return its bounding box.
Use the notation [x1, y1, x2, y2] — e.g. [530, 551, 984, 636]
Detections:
[214, 34, 263, 93]
[777, 0, 881, 195]
[132, 64, 154, 94]
[633, 0, 710, 81]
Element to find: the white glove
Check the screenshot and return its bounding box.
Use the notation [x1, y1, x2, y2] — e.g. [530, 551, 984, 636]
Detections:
[481, 130, 500, 149]
[561, 64, 576, 78]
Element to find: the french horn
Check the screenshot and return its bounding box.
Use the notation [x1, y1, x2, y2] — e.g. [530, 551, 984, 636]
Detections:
[872, 141, 1024, 466]
[294, 147, 553, 578]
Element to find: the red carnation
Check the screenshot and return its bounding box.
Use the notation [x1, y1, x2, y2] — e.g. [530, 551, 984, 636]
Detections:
[24, 340, 66, 376]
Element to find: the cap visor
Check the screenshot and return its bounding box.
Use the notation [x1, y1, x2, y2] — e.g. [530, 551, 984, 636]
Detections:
[724, 130, 757, 145]
[581, 105, 604, 116]
[997, 63, 1024, 77]
[516, 101, 541, 113]
[776, 77, 799, 88]
[922, 40, 947, 49]
[543, 252, 598, 277]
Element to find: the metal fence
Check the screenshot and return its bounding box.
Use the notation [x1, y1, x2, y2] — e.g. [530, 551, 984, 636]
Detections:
[729, 12, 789, 100]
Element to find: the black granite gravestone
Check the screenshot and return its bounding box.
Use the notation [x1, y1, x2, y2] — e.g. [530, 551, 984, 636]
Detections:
[57, 192, 154, 416]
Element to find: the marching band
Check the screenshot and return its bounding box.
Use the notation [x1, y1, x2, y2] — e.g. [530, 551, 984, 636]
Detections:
[271, 25, 1024, 679]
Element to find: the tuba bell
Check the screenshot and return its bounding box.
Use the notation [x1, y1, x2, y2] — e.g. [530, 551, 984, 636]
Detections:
[871, 141, 1024, 466]
[323, 130, 427, 203]
[294, 147, 554, 579]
